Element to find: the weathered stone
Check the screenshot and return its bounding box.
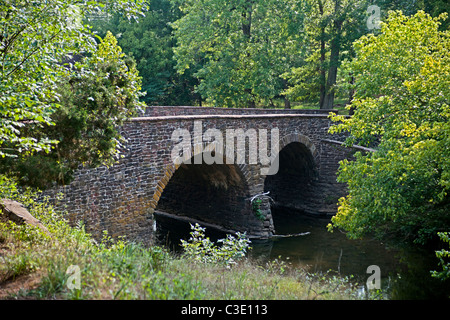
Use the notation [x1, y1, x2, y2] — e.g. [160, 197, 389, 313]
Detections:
[0, 199, 50, 236]
[38, 106, 355, 242]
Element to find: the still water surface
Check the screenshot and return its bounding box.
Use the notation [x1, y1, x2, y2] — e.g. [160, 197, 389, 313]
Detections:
[155, 209, 450, 299]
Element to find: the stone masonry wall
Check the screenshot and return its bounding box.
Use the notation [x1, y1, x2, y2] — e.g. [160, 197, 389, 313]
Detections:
[41, 109, 350, 243]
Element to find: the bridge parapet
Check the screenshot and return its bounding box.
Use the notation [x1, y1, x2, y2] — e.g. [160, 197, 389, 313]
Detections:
[142, 106, 339, 117]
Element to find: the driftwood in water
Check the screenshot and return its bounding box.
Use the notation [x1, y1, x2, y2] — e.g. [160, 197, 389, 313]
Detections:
[271, 232, 311, 239]
[154, 209, 310, 239]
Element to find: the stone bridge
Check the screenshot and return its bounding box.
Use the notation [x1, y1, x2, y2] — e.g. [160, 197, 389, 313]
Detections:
[42, 106, 357, 243]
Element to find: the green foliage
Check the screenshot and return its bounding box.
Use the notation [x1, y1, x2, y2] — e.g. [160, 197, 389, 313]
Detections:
[422, 0, 450, 30]
[328, 11, 450, 244]
[180, 223, 251, 266]
[139, 270, 205, 300]
[90, 0, 200, 106]
[431, 232, 450, 281]
[81, 0, 449, 109]
[0, 1, 146, 188]
[0, 248, 38, 283]
[377, 0, 450, 30]
[99, 236, 168, 278]
[0, 0, 146, 159]
[0, 30, 145, 188]
[171, 0, 306, 108]
[251, 198, 265, 221]
[283, 0, 370, 108]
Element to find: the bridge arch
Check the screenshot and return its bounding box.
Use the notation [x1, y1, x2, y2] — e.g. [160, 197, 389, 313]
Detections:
[264, 133, 319, 221]
[279, 132, 318, 166]
[151, 152, 271, 238]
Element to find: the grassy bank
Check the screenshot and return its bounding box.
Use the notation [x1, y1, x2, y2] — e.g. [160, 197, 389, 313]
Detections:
[0, 196, 374, 300]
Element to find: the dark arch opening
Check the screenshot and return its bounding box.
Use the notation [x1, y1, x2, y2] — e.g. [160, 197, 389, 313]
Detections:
[154, 155, 256, 247]
[264, 142, 317, 232]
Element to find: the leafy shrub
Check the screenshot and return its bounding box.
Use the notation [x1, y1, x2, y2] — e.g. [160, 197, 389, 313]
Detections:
[431, 232, 450, 281]
[328, 11, 450, 245]
[180, 223, 251, 266]
[252, 198, 265, 221]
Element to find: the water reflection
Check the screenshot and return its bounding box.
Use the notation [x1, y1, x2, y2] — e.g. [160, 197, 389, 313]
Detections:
[155, 209, 450, 299]
[267, 210, 400, 277]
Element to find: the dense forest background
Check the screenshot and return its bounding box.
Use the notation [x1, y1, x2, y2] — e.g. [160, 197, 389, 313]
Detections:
[89, 0, 449, 109]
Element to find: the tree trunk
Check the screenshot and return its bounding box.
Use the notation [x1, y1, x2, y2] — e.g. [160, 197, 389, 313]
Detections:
[318, 0, 326, 109]
[242, 1, 253, 108]
[348, 73, 356, 115]
[284, 97, 291, 109]
[282, 78, 291, 109]
[245, 88, 256, 108]
[322, 39, 339, 109]
[322, 0, 343, 110]
[242, 2, 252, 39]
[318, 36, 326, 109]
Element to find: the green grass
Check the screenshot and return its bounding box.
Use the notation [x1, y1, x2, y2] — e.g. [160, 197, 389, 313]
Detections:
[0, 206, 373, 300]
[0, 179, 376, 300]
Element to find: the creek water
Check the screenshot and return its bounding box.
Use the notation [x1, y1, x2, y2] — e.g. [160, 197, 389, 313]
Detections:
[154, 208, 450, 299]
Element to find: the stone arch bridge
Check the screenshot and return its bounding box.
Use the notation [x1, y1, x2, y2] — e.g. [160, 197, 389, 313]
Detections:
[42, 106, 359, 243]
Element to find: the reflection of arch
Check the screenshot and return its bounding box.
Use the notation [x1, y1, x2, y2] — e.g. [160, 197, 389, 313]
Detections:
[151, 152, 256, 233]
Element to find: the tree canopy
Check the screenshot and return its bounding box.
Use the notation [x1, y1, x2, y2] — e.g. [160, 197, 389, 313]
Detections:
[171, 0, 307, 108]
[0, 0, 147, 187]
[328, 11, 450, 244]
[282, 0, 371, 109]
[89, 0, 200, 106]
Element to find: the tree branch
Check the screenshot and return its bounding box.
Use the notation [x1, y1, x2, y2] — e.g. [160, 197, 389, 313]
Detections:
[5, 30, 62, 78]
